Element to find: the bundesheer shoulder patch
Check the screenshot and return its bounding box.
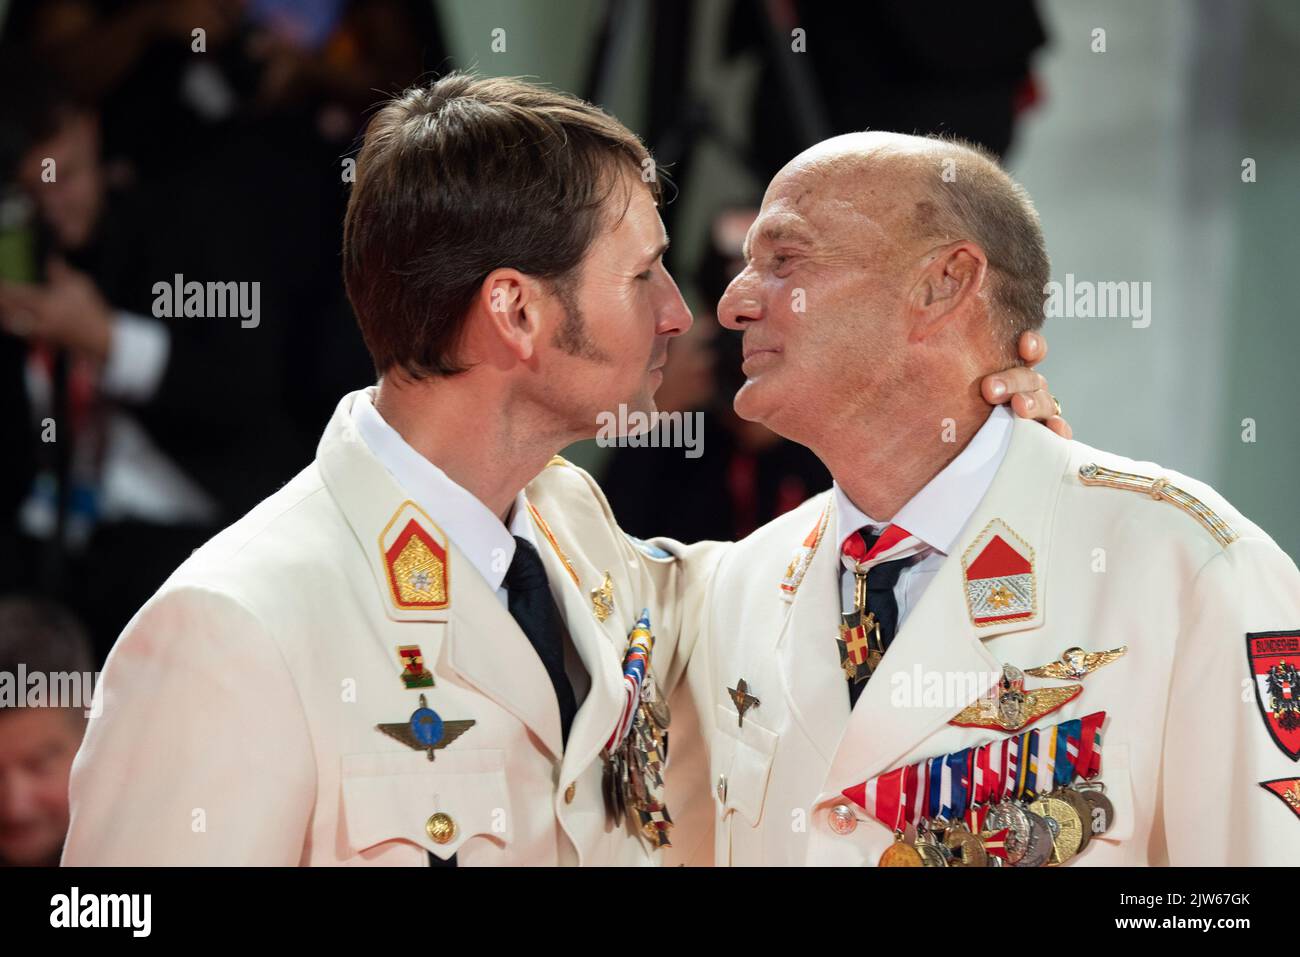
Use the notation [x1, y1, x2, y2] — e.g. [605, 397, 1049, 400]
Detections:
[1247, 630, 1300, 760]
[626, 534, 676, 562]
[962, 519, 1036, 627]
[380, 502, 450, 610]
[1077, 463, 1237, 547]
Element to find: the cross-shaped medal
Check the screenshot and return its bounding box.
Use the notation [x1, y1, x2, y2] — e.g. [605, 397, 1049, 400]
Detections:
[727, 678, 760, 727]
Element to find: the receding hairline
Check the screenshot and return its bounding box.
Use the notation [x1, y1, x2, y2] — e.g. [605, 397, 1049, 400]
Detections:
[774, 133, 1003, 221]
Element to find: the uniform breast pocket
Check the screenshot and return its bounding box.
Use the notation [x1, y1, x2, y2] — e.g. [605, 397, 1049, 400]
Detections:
[340, 749, 512, 862]
[712, 704, 779, 828]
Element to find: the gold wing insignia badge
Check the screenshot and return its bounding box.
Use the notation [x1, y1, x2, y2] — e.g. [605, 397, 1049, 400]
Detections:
[949, 664, 1081, 732]
[1025, 645, 1128, 680]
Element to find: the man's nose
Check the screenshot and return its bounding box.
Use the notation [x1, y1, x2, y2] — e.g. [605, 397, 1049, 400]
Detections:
[718, 269, 762, 330]
[656, 272, 694, 338]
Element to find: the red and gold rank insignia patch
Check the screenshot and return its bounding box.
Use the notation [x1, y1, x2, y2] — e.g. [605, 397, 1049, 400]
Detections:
[962, 520, 1035, 627]
[1259, 778, 1300, 820]
[380, 503, 450, 610]
[1247, 630, 1300, 760]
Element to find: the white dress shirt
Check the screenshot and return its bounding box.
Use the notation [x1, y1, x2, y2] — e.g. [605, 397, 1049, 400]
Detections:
[833, 404, 1014, 626]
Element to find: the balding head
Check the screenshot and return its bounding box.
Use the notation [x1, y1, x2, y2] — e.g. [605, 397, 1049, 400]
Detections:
[718, 129, 1049, 453]
[780, 131, 1050, 350]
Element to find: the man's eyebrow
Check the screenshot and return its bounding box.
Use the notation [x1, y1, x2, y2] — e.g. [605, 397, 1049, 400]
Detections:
[639, 239, 670, 267]
[742, 222, 811, 262]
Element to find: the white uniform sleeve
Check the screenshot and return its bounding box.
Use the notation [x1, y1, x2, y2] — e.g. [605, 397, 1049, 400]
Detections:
[62, 586, 317, 865]
[1161, 536, 1300, 864]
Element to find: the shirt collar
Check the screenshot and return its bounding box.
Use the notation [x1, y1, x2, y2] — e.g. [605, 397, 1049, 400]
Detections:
[832, 403, 1014, 558]
[351, 388, 535, 593]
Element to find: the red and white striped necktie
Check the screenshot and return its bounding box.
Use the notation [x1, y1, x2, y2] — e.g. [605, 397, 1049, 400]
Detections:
[840, 523, 929, 575]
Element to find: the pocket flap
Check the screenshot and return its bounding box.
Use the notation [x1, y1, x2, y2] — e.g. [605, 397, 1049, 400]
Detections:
[340, 749, 512, 860]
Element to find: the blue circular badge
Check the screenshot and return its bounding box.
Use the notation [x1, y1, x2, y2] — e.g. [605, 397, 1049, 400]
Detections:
[410, 706, 444, 747]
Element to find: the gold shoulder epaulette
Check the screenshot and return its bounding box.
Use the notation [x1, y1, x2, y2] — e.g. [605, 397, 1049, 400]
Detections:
[546, 455, 569, 468]
[1077, 463, 1237, 547]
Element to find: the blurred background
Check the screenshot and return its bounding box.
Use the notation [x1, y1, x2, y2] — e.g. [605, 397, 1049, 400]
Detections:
[0, 0, 1295, 695]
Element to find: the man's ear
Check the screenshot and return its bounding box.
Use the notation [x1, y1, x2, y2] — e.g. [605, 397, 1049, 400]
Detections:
[907, 241, 988, 343]
[478, 268, 542, 362]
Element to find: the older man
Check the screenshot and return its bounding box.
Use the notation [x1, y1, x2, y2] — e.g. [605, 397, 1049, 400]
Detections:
[673, 132, 1300, 866]
[61, 77, 1054, 867]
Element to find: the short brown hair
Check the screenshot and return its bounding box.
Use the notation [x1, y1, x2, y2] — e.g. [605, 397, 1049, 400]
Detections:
[913, 136, 1051, 352]
[343, 72, 660, 378]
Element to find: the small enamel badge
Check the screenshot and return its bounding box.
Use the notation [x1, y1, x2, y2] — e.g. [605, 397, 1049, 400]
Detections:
[376, 694, 474, 761]
[950, 663, 1081, 732]
[962, 519, 1035, 627]
[591, 572, 615, 622]
[1260, 778, 1300, 821]
[380, 503, 450, 610]
[397, 644, 434, 689]
[1246, 630, 1300, 760]
[1026, 646, 1127, 680]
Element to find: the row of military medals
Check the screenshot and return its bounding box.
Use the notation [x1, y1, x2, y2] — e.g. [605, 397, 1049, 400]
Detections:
[870, 714, 1115, 867]
[601, 611, 674, 848]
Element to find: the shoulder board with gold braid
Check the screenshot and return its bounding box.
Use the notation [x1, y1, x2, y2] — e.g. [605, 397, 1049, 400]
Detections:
[1076, 463, 1237, 547]
[546, 455, 569, 468]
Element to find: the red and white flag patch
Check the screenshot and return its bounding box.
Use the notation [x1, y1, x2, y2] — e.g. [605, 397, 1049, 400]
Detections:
[962, 519, 1035, 627]
[1247, 630, 1300, 760]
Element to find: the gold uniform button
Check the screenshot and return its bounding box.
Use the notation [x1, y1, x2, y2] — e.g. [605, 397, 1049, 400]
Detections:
[425, 812, 457, 845]
[564, 782, 577, 804]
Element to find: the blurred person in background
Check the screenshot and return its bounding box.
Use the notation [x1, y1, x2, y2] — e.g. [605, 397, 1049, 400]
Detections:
[2, 0, 443, 177]
[0, 596, 94, 867]
[0, 63, 369, 658]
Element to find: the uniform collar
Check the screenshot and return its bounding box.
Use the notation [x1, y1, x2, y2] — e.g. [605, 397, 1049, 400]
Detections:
[832, 404, 1013, 557]
[350, 387, 535, 594]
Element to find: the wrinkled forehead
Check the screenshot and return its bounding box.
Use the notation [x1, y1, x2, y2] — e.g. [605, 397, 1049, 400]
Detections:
[746, 156, 916, 257]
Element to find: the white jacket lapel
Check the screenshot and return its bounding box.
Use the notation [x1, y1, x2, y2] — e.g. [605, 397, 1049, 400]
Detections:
[775, 496, 852, 763]
[523, 499, 625, 786]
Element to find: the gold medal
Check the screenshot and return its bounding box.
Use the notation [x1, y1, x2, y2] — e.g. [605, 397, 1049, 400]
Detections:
[914, 820, 952, 866]
[1057, 788, 1094, 852]
[879, 832, 924, 867]
[1029, 795, 1083, 865]
[942, 821, 989, 867]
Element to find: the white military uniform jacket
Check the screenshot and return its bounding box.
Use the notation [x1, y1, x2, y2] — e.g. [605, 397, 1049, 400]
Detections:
[62, 390, 697, 866]
[680, 414, 1300, 865]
